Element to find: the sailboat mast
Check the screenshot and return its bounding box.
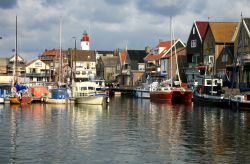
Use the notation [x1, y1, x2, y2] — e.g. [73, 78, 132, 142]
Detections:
[172, 21, 182, 86]
[59, 17, 62, 85]
[170, 17, 173, 87]
[14, 15, 17, 83]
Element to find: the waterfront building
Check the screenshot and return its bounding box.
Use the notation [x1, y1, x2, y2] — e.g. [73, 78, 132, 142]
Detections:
[116, 49, 147, 86]
[72, 50, 96, 82]
[144, 39, 186, 83]
[95, 50, 114, 79]
[97, 55, 118, 81]
[230, 18, 250, 90]
[203, 22, 238, 77]
[185, 21, 209, 84]
[39, 49, 68, 82]
[25, 59, 51, 84]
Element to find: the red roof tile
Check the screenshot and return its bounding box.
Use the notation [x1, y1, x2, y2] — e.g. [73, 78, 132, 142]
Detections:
[157, 40, 176, 48]
[41, 49, 59, 56]
[120, 51, 126, 65]
[195, 21, 209, 40]
[144, 40, 177, 61]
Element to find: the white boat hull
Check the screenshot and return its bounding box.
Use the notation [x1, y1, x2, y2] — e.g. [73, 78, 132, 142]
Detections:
[75, 96, 105, 105]
[45, 98, 68, 104]
[0, 97, 4, 104]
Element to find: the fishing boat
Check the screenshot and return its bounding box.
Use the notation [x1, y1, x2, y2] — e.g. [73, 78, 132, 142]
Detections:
[192, 77, 230, 107]
[9, 16, 32, 104]
[72, 81, 108, 105]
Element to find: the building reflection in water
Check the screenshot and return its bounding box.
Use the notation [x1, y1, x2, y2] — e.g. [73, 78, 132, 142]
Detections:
[1, 97, 250, 163]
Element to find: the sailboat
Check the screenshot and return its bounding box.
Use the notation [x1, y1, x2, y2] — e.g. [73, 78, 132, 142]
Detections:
[150, 18, 193, 103]
[9, 16, 32, 104]
[44, 17, 69, 104]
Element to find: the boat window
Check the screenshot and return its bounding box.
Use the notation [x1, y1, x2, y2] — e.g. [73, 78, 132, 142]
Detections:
[89, 87, 94, 90]
[206, 80, 212, 86]
[81, 87, 87, 91]
[214, 80, 218, 85]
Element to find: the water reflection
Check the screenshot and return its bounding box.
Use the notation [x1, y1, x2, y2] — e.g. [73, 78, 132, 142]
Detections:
[0, 98, 250, 163]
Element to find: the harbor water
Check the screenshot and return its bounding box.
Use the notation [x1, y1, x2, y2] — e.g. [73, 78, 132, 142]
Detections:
[0, 96, 250, 163]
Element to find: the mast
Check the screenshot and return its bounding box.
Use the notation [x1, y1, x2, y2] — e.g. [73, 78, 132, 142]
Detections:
[14, 15, 18, 84]
[59, 17, 62, 85]
[170, 17, 173, 87]
[172, 20, 182, 86]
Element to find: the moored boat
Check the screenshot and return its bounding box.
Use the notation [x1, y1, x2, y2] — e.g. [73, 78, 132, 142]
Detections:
[45, 88, 69, 104]
[30, 85, 49, 102]
[193, 77, 230, 107]
[150, 85, 193, 103]
[231, 94, 250, 110]
[10, 82, 32, 104]
[72, 81, 107, 105]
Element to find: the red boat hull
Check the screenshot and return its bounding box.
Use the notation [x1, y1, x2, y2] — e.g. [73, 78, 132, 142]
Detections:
[172, 90, 193, 102]
[150, 88, 193, 103]
[150, 91, 173, 102]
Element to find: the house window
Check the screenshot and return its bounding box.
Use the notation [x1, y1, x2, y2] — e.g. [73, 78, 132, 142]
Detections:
[222, 54, 228, 62]
[209, 56, 214, 64]
[35, 62, 42, 67]
[192, 55, 200, 64]
[191, 40, 197, 48]
[193, 27, 195, 34]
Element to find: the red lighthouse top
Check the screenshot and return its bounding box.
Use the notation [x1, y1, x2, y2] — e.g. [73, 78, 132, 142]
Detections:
[81, 31, 89, 42]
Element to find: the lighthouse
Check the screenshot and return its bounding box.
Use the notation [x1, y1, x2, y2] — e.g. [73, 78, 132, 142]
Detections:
[81, 31, 90, 50]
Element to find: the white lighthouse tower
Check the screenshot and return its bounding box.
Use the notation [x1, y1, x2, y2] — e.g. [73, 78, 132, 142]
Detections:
[81, 31, 90, 50]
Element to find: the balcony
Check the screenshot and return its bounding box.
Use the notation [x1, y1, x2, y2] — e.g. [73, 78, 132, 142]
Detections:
[26, 73, 51, 77]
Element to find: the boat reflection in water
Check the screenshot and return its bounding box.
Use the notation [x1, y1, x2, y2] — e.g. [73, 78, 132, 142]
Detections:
[2, 97, 250, 163]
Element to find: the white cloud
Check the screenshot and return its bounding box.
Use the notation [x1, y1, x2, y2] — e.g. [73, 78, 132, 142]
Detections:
[0, 0, 249, 62]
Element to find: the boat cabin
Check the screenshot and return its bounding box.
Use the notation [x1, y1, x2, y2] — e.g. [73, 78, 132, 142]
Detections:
[200, 78, 223, 95]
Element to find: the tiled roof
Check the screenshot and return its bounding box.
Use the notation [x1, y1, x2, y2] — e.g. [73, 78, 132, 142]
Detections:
[162, 47, 186, 59]
[41, 49, 67, 56]
[157, 40, 176, 48]
[120, 51, 126, 65]
[26, 59, 38, 67]
[144, 40, 177, 61]
[195, 21, 209, 40]
[127, 50, 147, 70]
[101, 56, 118, 67]
[209, 22, 239, 43]
[127, 50, 147, 63]
[73, 50, 96, 61]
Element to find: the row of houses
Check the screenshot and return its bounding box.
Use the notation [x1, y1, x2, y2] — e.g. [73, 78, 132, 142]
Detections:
[1, 17, 250, 89]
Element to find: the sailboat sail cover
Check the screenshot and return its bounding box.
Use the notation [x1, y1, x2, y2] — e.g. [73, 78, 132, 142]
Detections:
[15, 82, 27, 92]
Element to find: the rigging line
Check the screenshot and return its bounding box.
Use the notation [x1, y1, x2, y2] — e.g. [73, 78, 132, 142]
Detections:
[172, 20, 181, 86]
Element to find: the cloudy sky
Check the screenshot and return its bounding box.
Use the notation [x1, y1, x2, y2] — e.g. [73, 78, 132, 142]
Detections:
[0, 0, 249, 61]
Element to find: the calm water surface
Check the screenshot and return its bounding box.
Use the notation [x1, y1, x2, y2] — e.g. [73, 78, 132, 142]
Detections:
[0, 96, 250, 163]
